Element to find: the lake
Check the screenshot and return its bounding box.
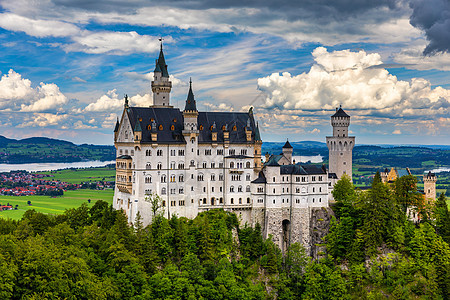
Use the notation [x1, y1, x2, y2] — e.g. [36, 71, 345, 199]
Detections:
[0, 161, 115, 172]
[426, 167, 450, 173]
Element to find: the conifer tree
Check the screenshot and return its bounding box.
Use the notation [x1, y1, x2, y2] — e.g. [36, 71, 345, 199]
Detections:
[434, 193, 450, 244]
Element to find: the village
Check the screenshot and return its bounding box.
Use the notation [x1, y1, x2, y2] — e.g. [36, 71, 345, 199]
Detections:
[0, 170, 115, 211]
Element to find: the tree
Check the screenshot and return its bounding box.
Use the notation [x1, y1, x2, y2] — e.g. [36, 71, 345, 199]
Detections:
[394, 175, 422, 213]
[332, 174, 356, 218]
[145, 193, 164, 218]
[433, 193, 450, 244]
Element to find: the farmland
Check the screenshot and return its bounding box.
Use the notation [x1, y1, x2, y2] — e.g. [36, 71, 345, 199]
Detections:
[0, 189, 114, 220]
[39, 166, 116, 184]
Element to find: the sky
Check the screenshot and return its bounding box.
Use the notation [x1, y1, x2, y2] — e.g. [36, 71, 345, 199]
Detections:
[0, 0, 449, 145]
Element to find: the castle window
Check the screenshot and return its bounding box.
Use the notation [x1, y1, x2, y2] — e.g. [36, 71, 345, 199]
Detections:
[145, 176, 152, 183]
[273, 177, 275, 182]
[202, 162, 207, 168]
[230, 186, 234, 193]
[199, 125, 203, 130]
[210, 125, 214, 130]
[222, 125, 226, 131]
[246, 185, 250, 192]
[246, 174, 250, 181]
[220, 197, 223, 204]
[179, 175, 184, 182]
[232, 125, 237, 131]
[147, 125, 151, 130]
[312, 187, 315, 192]
[159, 125, 163, 130]
[173, 118, 177, 122]
[170, 175, 176, 182]
[139, 117, 142, 122]
[246, 162, 251, 168]
[178, 149, 185, 156]
[161, 187, 166, 195]
[319, 176, 323, 181]
[217, 149, 224, 155]
[211, 162, 215, 168]
[190, 160, 195, 167]
[157, 163, 162, 170]
[239, 198, 242, 204]
[211, 174, 215, 181]
[273, 199, 275, 204]
[178, 163, 184, 169]
[161, 175, 166, 183]
[162, 200, 166, 207]
[170, 162, 176, 169]
[146, 149, 152, 156]
[171, 125, 175, 131]
[238, 186, 242, 192]
[231, 198, 234, 204]
[157, 150, 163, 156]
[230, 162, 234, 168]
[197, 174, 204, 181]
[131, 150, 134, 155]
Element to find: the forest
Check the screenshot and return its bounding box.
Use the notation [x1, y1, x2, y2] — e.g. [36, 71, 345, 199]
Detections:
[0, 174, 449, 299]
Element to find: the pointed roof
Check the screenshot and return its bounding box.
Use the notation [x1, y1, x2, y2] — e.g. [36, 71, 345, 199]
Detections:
[184, 78, 197, 112]
[332, 106, 350, 118]
[254, 122, 261, 141]
[134, 117, 142, 132]
[114, 118, 120, 132]
[282, 139, 293, 149]
[154, 43, 169, 77]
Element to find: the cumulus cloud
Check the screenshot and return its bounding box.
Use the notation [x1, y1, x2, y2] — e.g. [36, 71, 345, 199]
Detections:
[257, 47, 450, 118]
[409, 0, 450, 54]
[203, 102, 235, 112]
[0, 69, 68, 112]
[102, 113, 118, 129]
[84, 89, 123, 112]
[393, 129, 402, 134]
[74, 120, 97, 129]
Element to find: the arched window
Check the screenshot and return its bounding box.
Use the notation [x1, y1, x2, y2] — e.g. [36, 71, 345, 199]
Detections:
[146, 163, 151, 170]
[161, 175, 166, 183]
[199, 125, 203, 130]
[246, 161, 251, 168]
[157, 162, 162, 170]
[161, 187, 166, 195]
[238, 185, 243, 192]
[190, 160, 195, 167]
[171, 125, 175, 131]
[232, 125, 237, 131]
[246, 185, 250, 192]
[145, 176, 152, 183]
[230, 162, 234, 168]
[230, 186, 234, 193]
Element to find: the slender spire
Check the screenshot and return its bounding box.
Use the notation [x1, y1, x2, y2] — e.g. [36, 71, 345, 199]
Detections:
[184, 78, 197, 111]
[124, 94, 129, 108]
[255, 121, 262, 141]
[114, 117, 120, 132]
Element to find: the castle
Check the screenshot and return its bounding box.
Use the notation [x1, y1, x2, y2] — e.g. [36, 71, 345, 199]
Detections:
[113, 45, 354, 251]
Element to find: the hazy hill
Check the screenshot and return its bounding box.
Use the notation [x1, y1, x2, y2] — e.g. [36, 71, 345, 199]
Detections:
[0, 135, 115, 164]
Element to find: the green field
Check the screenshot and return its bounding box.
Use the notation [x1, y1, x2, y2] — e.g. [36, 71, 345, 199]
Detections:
[0, 189, 114, 220]
[39, 166, 116, 184]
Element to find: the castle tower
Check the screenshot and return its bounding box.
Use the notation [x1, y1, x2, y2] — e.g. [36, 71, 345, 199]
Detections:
[423, 171, 437, 202]
[282, 139, 293, 164]
[326, 106, 355, 181]
[151, 42, 172, 107]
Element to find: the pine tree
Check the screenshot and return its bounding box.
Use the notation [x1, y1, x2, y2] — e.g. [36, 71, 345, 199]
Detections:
[434, 193, 450, 244]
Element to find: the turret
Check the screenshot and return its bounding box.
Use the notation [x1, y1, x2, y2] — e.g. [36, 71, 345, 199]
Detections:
[423, 171, 437, 202]
[326, 106, 355, 181]
[134, 116, 142, 142]
[282, 139, 293, 164]
[151, 42, 172, 107]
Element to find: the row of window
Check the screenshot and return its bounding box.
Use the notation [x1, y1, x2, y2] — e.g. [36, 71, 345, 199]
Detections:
[229, 185, 251, 193]
[230, 162, 251, 169]
[254, 198, 323, 204]
[274, 175, 324, 183]
[140, 148, 251, 157]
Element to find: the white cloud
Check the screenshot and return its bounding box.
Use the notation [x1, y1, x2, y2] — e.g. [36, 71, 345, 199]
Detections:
[203, 102, 234, 112]
[74, 120, 97, 129]
[18, 113, 68, 127]
[393, 46, 450, 71]
[20, 83, 68, 112]
[0, 13, 80, 37]
[0, 69, 68, 112]
[393, 129, 402, 134]
[84, 89, 123, 112]
[65, 31, 172, 55]
[102, 113, 118, 129]
[257, 47, 450, 117]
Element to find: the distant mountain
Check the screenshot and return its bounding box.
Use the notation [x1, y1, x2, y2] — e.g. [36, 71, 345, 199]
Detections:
[0, 135, 115, 164]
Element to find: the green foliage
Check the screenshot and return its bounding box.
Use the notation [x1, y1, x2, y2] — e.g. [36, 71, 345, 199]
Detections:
[434, 192, 450, 244]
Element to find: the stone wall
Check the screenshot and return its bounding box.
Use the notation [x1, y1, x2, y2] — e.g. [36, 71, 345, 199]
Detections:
[309, 207, 334, 259]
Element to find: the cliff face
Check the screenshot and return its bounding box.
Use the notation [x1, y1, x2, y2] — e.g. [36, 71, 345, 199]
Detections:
[309, 207, 335, 259]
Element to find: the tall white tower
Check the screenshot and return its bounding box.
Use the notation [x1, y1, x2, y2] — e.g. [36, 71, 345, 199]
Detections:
[326, 106, 355, 181]
[423, 171, 437, 202]
[151, 43, 172, 107]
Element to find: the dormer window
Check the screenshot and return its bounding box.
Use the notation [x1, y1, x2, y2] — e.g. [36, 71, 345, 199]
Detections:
[199, 125, 203, 130]
[222, 125, 226, 131]
[173, 118, 177, 122]
[159, 125, 163, 130]
[171, 125, 175, 131]
[232, 125, 237, 131]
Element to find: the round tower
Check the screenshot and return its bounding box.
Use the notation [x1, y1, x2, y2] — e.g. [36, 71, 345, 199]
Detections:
[423, 171, 437, 202]
[326, 106, 355, 181]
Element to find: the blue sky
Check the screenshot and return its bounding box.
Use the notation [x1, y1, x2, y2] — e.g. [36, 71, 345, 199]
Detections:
[0, 0, 449, 145]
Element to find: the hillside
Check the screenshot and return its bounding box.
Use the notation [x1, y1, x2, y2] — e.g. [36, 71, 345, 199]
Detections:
[0, 135, 115, 164]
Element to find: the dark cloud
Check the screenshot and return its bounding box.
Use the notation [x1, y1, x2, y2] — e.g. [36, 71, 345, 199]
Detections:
[52, 0, 402, 23]
[410, 0, 450, 54]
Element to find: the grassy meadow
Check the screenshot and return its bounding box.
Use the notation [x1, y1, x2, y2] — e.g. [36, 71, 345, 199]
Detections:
[39, 166, 115, 184]
[0, 189, 114, 220]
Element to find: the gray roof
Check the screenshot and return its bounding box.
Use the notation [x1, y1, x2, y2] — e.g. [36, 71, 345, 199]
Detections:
[282, 140, 293, 149]
[154, 46, 169, 77]
[280, 164, 327, 175]
[252, 171, 266, 183]
[184, 80, 197, 111]
[125, 106, 258, 144]
[332, 107, 350, 118]
[114, 119, 120, 132]
[117, 155, 132, 159]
